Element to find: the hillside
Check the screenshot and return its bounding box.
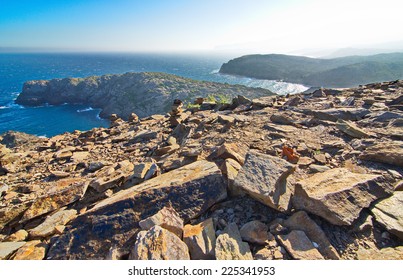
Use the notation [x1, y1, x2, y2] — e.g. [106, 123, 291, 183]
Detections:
[219, 53, 403, 87]
[1, 79, 402, 260]
[15, 72, 275, 119]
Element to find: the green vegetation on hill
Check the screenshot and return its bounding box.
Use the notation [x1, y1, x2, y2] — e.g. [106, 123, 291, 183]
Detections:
[219, 53, 403, 87]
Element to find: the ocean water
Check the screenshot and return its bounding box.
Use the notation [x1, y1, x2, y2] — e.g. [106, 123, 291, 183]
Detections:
[0, 53, 308, 137]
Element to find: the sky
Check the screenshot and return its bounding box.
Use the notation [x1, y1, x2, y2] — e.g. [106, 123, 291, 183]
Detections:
[1, 0, 403, 54]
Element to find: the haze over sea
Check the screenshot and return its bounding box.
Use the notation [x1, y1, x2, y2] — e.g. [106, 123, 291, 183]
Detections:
[0, 53, 308, 137]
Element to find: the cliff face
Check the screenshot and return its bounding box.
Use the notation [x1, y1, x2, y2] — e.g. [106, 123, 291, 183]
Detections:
[16, 72, 275, 119]
[219, 53, 403, 87]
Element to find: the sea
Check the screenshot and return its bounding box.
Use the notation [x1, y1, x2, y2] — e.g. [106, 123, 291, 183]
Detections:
[0, 53, 308, 137]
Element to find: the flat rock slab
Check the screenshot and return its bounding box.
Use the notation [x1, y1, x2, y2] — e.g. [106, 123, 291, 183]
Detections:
[234, 151, 295, 211]
[371, 191, 403, 240]
[359, 141, 403, 167]
[311, 108, 370, 122]
[21, 180, 87, 223]
[130, 225, 189, 260]
[0, 242, 26, 260]
[47, 160, 226, 259]
[278, 230, 324, 260]
[293, 168, 392, 226]
[215, 223, 252, 260]
[239, 220, 269, 245]
[29, 209, 77, 238]
[357, 246, 403, 260]
[12, 240, 47, 260]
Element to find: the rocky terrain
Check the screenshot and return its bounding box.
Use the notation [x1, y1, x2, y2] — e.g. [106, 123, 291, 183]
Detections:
[15, 72, 274, 119]
[1, 79, 402, 260]
[219, 53, 403, 87]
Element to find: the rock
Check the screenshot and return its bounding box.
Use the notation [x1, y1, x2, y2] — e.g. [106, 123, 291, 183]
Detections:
[220, 158, 242, 196]
[133, 162, 152, 179]
[293, 168, 392, 226]
[143, 163, 160, 180]
[130, 225, 190, 260]
[312, 89, 326, 97]
[139, 205, 183, 238]
[357, 246, 403, 260]
[313, 153, 326, 164]
[0, 204, 30, 230]
[283, 211, 339, 259]
[154, 144, 180, 156]
[70, 151, 89, 162]
[183, 218, 216, 260]
[218, 114, 235, 125]
[29, 209, 77, 238]
[215, 223, 253, 260]
[21, 180, 88, 223]
[311, 108, 370, 122]
[298, 156, 315, 167]
[371, 191, 403, 240]
[0, 242, 26, 260]
[12, 240, 47, 260]
[233, 151, 295, 211]
[87, 161, 106, 172]
[252, 96, 276, 107]
[50, 170, 70, 178]
[359, 141, 403, 167]
[4, 229, 28, 242]
[216, 143, 248, 165]
[277, 230, 324, 260]
[131, 130, 158, 142]
[308, 164, 331, 173]
[270, 113, 295, 125]
[53, 148, 74, 160]
[254, 247, 274, 260]
[239, 220, 269, 245]
[128, 113, 139, 123]
[336, 119, 370, 138]
[90, 160, 134, 193]
[47, 160, 226, 259]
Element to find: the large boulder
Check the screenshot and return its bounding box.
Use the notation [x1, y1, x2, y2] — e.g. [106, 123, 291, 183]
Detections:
[233, 151, 295, 211]
[359, 141, 403, 167]
[292, 168, 392, 226]
[371, 191, 403, 240]
[47, 160, 226, 259]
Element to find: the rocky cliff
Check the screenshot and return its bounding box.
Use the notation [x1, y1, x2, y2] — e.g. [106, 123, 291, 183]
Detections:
[15, 72, 274, 119]
[1, 79, 402, 260]
[219, 53, 403, 87]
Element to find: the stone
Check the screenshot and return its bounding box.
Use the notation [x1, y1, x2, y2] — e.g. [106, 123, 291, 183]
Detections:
[283, 211, 339, 259]
[4, 229, 28, 242]
[29, 209, 77, 238]
[371, 191, 403, 240]
[143, 163, 160, 180]
[128, 113, 139, 123]
[154, 144, 180, 156]
[130, 225, 190, 260]
[70, 151, 89, 162]
[298, 156, 315, 167]
[239, 220, 269, 245]
[0, 204, 30, 230]
[87, 161, 106, 172]
[254, 247, 274, 260]
[218, 114, 235, 125]
[359, 141, 403, 167]
[12, 240, 47, 260]
[133, 163, 152, 179]
[50, 170, 70, 178]
[21, 180, 88, 223]
[277, 230, 324, 260]
[252, 96, 276, 107]
[216, 143, 248, 165]
[47, 160, 226, 259]
[356, 246, 403, 260]
[313, 153, 326, 164]
[0, 242, 26, 260]
[308, 164, 331, 173]
[90, 160, 134, 193]
[336, 119, 369, 138]
[53, 148, 74, 160]
[312, 89, 326, 97]
[139, 205, 183, 238]
[293, 168, 392, 226]
[220, 158, 243, 196]
[131, 130, 158, 142]
[311, 107, 370, 122]
[183, 218, 216, 260]
[215, 223, 253, 260]
[270, 113, 295, 125]
[233, 151, 295, 211]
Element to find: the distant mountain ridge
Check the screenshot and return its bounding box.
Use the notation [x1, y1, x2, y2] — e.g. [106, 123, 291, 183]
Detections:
[219, 53, 403, 87]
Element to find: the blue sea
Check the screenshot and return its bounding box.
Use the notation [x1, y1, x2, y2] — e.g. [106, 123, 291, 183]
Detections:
[0, 53, 308, 137]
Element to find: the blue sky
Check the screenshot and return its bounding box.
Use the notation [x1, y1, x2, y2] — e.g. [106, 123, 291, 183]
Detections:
[1, 0, 402, 53]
